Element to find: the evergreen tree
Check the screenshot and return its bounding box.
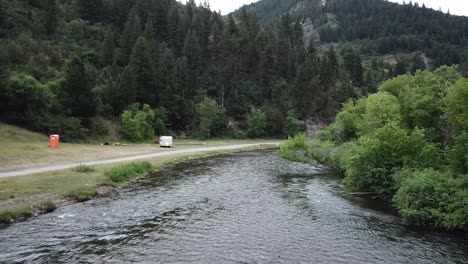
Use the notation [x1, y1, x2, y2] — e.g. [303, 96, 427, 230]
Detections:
[129, 36, 154, 106]
[43, 0, 59, 35]
[183, 30, 202, 98]
[76, 0, 103, 23]
[62, 57, 96, 117]
[112, 66, 137, 115]
[100, 27, 115, 67]
[118, 5, 142, 66]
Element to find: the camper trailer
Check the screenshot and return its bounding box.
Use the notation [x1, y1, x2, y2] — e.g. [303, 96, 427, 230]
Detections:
[159, 136, 173, 148]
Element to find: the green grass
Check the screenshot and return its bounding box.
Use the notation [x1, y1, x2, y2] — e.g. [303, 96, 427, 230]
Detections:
[64, 187, 98, 202]
[105, 161, 153, 183]
[36, 200, 57, 213]
[0, 206, 32, 225]
[0, 211, 13, 224]
[74, 165, 96, 173]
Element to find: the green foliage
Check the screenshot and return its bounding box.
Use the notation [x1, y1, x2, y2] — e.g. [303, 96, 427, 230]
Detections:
[121, 103, 157, 142]
[195, 98, 227, 138]
[344, 124, 441, 200]
[284, 111, 303, 138]
[247, 109, 267, 138]
[0, 211, 13, 224]
[310, 140, 358, 172]
[62, 57, 97, 117]
[277, 133, 312, 163]
[448, 132, 468, 175]
[5, 73, 54, 116]
[45, 116, 89, 142]
[393, 169, 468, 231]
[445, 79, 468, 132]
[361, 92, 401, 133]
[106, 161, 152, 183]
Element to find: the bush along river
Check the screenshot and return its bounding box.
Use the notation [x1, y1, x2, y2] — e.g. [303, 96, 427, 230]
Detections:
[0, 150, 466, 263]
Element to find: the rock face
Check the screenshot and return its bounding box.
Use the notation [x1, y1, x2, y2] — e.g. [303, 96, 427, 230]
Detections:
[302, 18, 321, 47]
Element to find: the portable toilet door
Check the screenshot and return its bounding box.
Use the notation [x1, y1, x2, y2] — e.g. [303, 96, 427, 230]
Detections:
[49, 135, 60, 148]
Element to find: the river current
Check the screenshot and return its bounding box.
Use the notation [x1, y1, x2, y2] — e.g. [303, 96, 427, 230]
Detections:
[0, 151, 466, 263]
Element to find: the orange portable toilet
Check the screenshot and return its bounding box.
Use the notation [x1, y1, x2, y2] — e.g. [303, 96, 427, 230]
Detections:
[49, 135, 60, 148]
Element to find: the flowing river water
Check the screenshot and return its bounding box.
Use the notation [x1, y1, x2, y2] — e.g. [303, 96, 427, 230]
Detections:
[0, 151, 467, 263]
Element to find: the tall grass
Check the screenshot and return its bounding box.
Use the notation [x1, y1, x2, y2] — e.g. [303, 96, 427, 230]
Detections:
[105, 161, 152, 183]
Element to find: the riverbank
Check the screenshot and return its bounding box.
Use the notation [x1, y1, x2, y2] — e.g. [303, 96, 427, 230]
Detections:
[0, 144, 279, 227]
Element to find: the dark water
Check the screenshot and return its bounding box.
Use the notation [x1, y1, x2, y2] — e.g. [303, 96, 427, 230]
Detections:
[0, 151, 467, 263]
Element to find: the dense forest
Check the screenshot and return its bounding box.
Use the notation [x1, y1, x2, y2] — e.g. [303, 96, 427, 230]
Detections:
[0, 0, 466, 142]
[238, 0, 468, 72]
[0, 0, 382, 141]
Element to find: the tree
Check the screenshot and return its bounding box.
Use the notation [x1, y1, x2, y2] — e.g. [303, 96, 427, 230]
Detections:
[43, 0, 59, 35]
[445, 79, 468, 132]
[183, 30, 202, 97]
[195, 97, 226, 138]
[100, 27, 115, 67]
[247, 109, 267, 138]
[118, 5, 142, 66]
[129, 36, 154, 105]
[284, 110, 303, 138]
[121, 103, 156, 142]
[106, 65, 137, 115]
[76, 0, 103, 23]
[5, 73, 54, 124]
[62, 57, 96, 117]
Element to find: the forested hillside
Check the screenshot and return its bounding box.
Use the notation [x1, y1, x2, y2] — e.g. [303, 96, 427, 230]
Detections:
[1, 0, 467, 142]
[236, 0, 468, 72]
[0, 0, 379, 141]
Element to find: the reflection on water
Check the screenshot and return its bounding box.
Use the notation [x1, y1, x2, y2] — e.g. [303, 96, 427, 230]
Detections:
[0, 151, 466, 263]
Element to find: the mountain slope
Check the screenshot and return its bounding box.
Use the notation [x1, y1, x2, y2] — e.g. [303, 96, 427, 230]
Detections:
[234, 0, 468, 71]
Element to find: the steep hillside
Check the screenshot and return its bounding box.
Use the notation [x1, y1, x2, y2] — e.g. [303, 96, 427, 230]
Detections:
[235, 0, 468, 72]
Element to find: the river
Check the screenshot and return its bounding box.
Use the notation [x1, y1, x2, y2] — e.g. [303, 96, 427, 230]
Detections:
[0, 151, 466, 263]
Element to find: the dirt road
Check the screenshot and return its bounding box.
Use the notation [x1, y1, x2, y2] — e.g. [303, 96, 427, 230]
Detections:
[0, 143, 279, 178]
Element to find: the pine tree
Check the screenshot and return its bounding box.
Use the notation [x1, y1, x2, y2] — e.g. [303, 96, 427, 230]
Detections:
[76, 0, 103, 23]
[63, 57, 96, 117]
[167, 5, 181, 52]
[183, 30, 202, 98]
[129, 36, 154, 106]
[43, 0, 59, 35]
[100, 27, 115, 67]
[118, 5, 142, 66]
[113, 66, 137, 115]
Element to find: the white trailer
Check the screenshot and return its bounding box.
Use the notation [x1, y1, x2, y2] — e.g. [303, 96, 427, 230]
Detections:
[159, 136, 173, 148]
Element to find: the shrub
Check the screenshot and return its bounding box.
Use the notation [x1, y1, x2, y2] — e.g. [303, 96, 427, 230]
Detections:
[448, 132, 468, 175]
[310, 140, 358, 172]
[445, 79, 468, 132]
[44, 116, 89, 142]
[284, 111, 303, 138]
[247, 109, 267, 138]
[393, 169, 468, 231]
[277, 134, 312, 163]
[195, 98, 227, 138]
[121, 103, 157, 142]
[106, 161, 152, 183]
[343, 123, 442, 200]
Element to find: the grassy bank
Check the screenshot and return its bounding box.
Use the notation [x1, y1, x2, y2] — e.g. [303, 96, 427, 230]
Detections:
[0, 144, 277, 227]
[0, 123, 279, 172]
